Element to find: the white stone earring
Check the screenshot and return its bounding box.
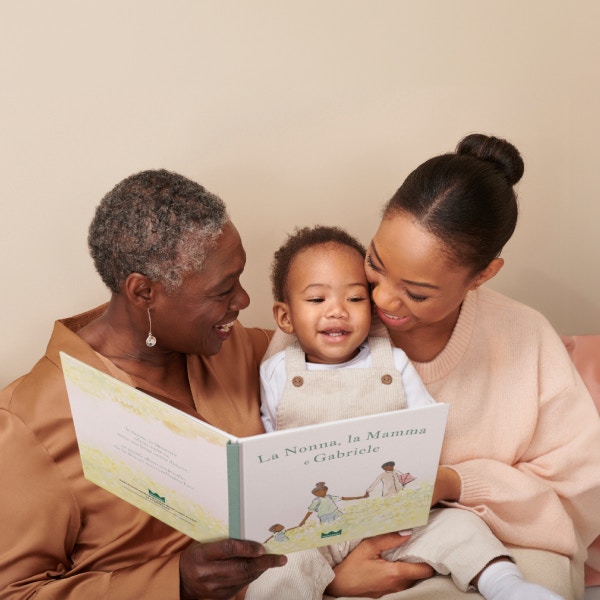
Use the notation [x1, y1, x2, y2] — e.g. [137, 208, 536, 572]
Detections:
[146, 308, 157, 347]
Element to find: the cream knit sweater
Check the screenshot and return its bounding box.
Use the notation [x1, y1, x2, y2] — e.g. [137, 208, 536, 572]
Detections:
[372, 286, 600, 558]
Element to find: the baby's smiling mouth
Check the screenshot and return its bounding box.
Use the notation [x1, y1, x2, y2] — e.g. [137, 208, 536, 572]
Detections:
[320, 329, 350, 337]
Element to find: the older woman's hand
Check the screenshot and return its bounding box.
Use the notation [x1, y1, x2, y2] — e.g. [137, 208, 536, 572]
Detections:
[179, 539, 286, 600]
[325, 532, 434, 598]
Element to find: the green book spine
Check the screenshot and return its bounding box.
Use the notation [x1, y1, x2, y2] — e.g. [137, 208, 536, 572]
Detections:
[226, 441, 241, 538]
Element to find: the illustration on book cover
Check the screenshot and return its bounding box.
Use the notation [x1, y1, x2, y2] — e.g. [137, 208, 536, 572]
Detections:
[259, 458, 429, 553]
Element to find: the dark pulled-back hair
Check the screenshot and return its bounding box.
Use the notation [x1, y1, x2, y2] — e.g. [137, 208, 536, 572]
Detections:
[385, 133, 524, 273]
[271, 225, 366, 302]
[88, 169, 229, 294]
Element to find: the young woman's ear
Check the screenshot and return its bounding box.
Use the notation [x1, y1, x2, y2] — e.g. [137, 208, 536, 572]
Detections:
[469, 258, 504, 290]
[273, 302, 295, 335]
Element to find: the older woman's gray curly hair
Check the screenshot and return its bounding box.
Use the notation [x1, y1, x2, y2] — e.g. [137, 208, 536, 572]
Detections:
[88, 169, 229, 294]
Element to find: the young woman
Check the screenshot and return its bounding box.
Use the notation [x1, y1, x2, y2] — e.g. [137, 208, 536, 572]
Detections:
[263, 134, 600, 600]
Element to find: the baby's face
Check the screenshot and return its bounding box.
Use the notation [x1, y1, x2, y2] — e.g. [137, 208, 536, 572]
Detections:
[283, 242, 372, 365]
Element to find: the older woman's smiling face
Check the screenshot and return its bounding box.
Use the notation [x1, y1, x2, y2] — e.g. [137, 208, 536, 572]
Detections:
[150, 222, 250, 357]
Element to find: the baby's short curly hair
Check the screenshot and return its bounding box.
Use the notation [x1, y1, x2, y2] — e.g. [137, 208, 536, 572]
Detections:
[88, 169, 229, 294]
[270, 225, 366, 302]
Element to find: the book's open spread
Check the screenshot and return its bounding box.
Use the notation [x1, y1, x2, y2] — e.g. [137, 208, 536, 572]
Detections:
[62, 352, 448, 554]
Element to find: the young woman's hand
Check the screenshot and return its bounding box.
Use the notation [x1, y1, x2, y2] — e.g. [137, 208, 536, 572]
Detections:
[325, 532, 434, 598]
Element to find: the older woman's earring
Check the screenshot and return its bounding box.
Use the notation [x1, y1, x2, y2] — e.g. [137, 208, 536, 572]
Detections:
[146, 308, 157, 347]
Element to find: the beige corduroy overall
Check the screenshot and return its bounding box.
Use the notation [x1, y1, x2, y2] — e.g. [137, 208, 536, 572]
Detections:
[275, 336, 406, 430]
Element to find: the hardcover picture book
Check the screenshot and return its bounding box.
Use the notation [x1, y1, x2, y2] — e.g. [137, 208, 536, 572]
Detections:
[61, 352, 449, 554]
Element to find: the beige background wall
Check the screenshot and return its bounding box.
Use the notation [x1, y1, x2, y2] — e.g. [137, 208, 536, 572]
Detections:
[1, 0, 599, 388]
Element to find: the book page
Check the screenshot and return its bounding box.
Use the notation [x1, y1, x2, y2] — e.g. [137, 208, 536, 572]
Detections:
[238, 404, 448, 553]
[61, 352, 233, 542]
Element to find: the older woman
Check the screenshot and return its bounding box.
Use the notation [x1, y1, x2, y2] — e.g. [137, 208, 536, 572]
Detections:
[0, 170, 288, 599]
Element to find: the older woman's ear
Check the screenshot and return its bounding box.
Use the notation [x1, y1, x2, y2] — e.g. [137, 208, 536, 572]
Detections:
[123, 273, 157, 307]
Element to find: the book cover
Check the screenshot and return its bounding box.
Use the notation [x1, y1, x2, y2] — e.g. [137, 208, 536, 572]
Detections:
[61, 352, 448, 554]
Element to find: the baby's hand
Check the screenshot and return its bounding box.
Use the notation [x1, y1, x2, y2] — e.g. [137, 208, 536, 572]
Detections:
[431, 466, 461, 505]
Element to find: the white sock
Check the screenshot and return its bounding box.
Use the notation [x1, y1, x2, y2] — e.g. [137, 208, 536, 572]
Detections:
[477, 560, 564, 600]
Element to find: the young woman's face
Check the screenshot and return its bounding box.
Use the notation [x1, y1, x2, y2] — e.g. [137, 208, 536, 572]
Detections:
[365, 212, 480, 336]
[276, 243, 372, 365]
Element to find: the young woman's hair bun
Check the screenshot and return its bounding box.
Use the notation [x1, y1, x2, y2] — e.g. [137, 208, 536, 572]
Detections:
[456, 133, 524, 186]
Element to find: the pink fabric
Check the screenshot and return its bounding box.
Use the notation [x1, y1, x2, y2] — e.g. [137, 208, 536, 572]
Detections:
[561, 335, 600, 587]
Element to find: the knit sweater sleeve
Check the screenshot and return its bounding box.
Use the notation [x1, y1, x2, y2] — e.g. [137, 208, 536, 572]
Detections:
[431, 292, 600, 558]
[451, 371, 600, 556]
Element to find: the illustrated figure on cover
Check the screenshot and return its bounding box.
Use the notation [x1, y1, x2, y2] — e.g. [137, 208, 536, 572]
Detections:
[366, 461, 416, 497]
[298, 481, 366, 529]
